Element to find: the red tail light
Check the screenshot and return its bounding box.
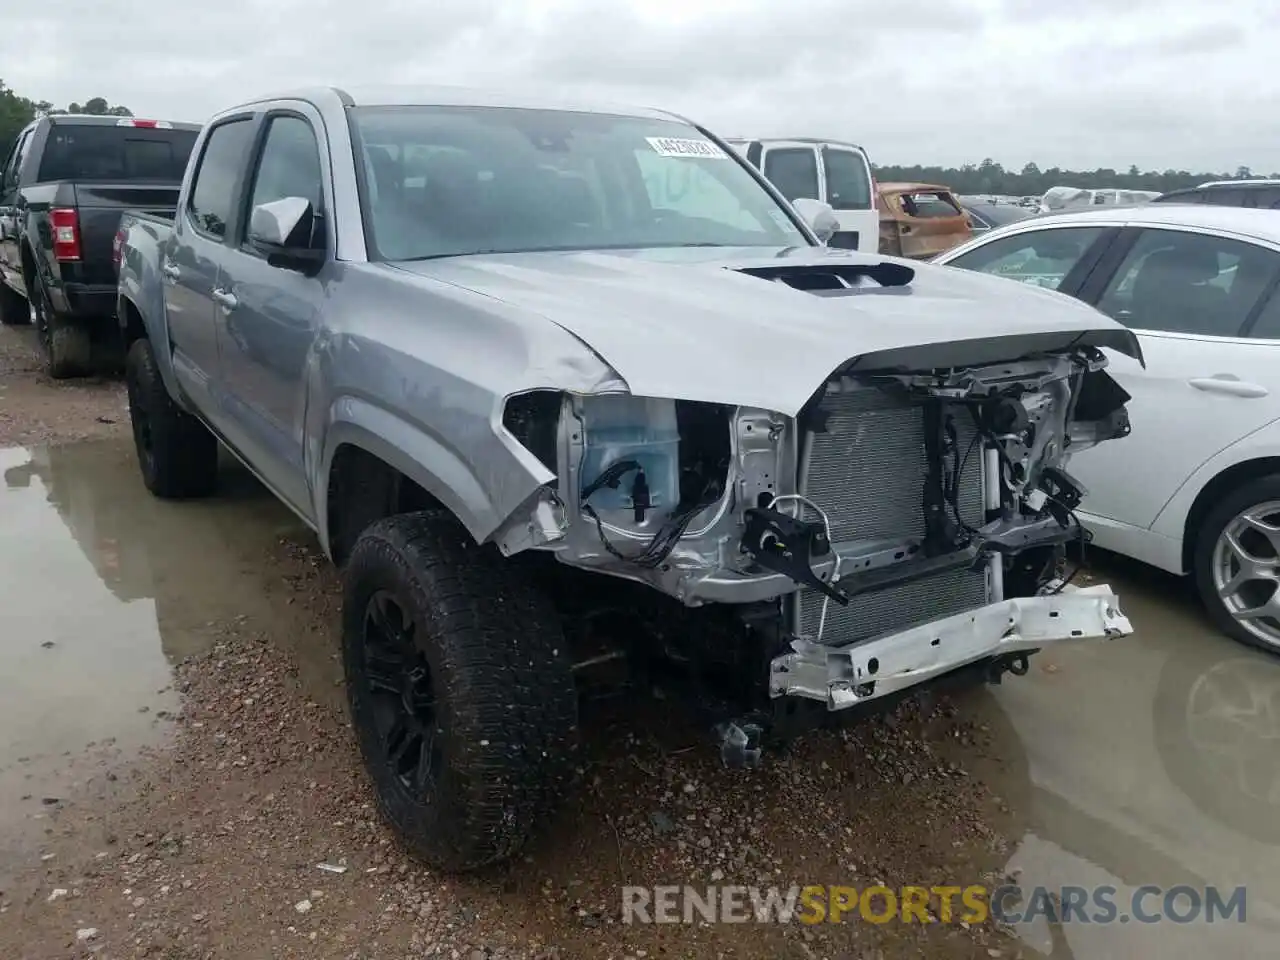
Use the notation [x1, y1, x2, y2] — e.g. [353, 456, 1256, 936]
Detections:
[50, 208, 81, 262]
[115, 118, 171, 129]
[112, 227, 126, 268]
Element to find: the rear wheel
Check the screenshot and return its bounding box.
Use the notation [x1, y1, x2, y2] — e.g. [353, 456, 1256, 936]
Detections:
[124, 337, 219, 498]
[342, 511, 578, 871]
[1194, 475, 1280, 654]
[30, 277, 91, 379]
[0, 282, 29, 326]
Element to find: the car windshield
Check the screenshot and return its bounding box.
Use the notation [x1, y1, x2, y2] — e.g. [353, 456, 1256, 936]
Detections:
[349, 105, 809, 261]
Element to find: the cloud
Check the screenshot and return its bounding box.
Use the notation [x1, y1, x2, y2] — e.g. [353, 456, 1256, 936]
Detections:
[0, 0, 1274, 172]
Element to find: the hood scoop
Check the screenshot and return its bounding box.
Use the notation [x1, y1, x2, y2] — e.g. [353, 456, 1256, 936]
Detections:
[731, 261, 915, 296]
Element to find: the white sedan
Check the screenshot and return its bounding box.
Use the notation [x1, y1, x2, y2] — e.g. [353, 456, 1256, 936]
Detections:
[935, 205, 1280, 654]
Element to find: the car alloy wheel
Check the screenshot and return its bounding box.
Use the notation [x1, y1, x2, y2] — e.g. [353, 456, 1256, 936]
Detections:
[361, 589, 443, 794]
[1211, 499, 1280, 650]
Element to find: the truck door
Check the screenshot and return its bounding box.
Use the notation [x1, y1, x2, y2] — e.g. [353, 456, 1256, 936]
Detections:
[0, 128, 34, 299]
[164, 116, 257, 414]
[214, 108, 329, 516]
[819, 144, 878, 253]
[759, 142, 822, 215]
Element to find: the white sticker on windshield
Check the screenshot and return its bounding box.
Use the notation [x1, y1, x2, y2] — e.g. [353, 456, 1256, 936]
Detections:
[645, 136, 728, 159]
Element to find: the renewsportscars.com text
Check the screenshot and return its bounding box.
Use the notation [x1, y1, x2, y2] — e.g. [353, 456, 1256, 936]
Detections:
[621, 884, 1248, 926]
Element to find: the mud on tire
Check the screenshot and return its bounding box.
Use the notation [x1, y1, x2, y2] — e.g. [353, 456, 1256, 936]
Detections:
[125, 337, 219, 498]
[45, 323, 93, 379]
[342, 511, 578, 872]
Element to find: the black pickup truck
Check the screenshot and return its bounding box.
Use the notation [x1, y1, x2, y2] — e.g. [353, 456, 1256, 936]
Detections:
[0, 114, 199, 377]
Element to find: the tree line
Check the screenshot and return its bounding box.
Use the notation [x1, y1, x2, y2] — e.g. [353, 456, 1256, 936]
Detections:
[2, 76, 1271, 198]
[873, 158, 1274, 198]
[2, 78, 132, 158]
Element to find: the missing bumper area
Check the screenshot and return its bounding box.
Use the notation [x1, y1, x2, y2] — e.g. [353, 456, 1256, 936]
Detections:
[769, 584, 1132, 710]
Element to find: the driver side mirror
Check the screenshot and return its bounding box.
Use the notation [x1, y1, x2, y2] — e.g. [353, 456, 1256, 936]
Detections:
[792, 198, 838, 245]
[248, 196, 325, 273]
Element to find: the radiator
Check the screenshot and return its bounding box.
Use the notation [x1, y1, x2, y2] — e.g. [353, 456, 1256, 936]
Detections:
[795, 384, 991, 646]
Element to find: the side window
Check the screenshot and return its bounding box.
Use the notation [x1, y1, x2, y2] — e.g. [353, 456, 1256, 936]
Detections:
[1247, 289, 1280, 339]
[187, 119, 255, 239]
[634, 150, 766, 233]
[899, 191, 963, 218]
[3, 130, 31, 188]
[1201, 188, 1246, 207]
[1260, 189, 1280, 210]
[822, 148, 871, 211]
[946, 227, 1105, 291]
[1096, 229, 1279, 335]
[762, 147, 819, 203]
[244, 116, 324, 246]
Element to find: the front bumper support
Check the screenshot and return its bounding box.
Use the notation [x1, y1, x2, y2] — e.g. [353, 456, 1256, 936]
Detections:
[768, 584, 1131, 710]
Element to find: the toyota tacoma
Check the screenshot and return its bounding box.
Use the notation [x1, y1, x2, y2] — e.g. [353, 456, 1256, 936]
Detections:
[115, 86, 1137, 872]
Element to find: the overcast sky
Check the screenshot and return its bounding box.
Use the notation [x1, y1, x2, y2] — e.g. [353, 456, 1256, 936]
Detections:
[3, 0, 1276, 172]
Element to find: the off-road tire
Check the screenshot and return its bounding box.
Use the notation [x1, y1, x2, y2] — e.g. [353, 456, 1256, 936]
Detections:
[342, 511, 578, 872]
[29, 276, 92, 378]
[124, 337, 219, 499]
[44, 324, 93, 379]
[0, 282, 29, 326]
[1193, 473, 1280, 654]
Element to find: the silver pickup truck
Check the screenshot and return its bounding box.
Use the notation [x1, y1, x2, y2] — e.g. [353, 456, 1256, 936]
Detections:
[116, 86, 1138, 872]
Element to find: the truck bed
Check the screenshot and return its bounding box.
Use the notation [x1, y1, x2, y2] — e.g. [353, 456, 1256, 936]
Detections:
[65, 183, 182, 285]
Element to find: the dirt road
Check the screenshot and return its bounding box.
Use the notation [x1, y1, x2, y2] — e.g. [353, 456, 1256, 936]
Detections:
[2, 323, 1278, 959]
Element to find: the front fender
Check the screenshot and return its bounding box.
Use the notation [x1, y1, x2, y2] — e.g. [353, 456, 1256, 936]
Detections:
[315, 396, 555, 556]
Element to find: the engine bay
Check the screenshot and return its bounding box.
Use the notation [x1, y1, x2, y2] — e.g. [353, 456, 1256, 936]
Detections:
[500, 345, 1131, 629]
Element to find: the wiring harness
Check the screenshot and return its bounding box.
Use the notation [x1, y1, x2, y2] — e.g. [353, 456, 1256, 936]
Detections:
[580, 459, 719, 569]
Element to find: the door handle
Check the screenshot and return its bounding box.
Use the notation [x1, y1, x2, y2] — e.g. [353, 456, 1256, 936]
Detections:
[161, 261, 180, 281]
[1188, 376, 1269, 399]
[212, 288, 238, 311]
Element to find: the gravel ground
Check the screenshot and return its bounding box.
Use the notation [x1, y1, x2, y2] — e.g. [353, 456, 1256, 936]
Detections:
[0, 326, 129, 448]
[0, 324, 1035, 959]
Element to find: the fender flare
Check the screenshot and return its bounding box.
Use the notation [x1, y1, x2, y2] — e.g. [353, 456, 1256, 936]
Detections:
[116, 287, 194, 413]
[315, 397, 529, 556]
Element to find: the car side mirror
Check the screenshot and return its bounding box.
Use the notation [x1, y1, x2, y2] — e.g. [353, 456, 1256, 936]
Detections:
[248, 196, 325, 273]
[792, 198, 838, 245]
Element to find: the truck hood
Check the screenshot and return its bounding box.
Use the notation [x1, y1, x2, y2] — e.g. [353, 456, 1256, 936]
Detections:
[394, 246, 1142, 416]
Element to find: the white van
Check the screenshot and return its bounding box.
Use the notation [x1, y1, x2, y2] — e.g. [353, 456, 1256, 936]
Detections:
[724, 138, 878, 253]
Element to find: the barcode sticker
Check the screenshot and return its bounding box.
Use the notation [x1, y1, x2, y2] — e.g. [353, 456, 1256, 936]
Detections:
[645, 137, 728, 159]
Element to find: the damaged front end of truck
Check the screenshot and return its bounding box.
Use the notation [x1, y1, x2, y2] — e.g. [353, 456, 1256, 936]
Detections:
[489, 263, 1138, 763]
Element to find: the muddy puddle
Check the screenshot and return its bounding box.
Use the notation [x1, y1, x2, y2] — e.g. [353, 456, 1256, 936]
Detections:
[0, 439, 311, 884]
[980, 556, 1280, 957]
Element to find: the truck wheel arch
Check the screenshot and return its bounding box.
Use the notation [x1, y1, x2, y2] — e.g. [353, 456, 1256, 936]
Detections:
[116, 293, 192, 413]
[119, 296, 147, 348]
[318, 407, 504, 565]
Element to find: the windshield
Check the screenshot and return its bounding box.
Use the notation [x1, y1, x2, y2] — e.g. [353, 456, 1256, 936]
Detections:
[349, 105, 809, 261]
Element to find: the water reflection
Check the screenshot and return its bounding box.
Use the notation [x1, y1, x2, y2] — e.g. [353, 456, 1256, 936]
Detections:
[985, 554, 1280, 957]
[0, 438, 306, 880]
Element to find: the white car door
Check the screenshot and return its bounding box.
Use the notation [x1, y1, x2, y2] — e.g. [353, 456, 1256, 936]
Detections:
[1068, 226, 1280, 532]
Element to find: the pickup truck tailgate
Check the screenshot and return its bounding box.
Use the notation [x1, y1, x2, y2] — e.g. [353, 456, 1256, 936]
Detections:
[71, 184, 181, 285]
